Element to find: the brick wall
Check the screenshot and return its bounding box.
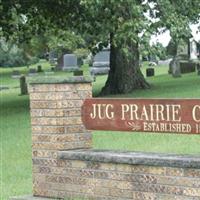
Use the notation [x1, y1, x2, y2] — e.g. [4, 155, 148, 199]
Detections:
[28, 79, 200, 200]
[28, 80, 92, 197]
[32, 153, 200, 200]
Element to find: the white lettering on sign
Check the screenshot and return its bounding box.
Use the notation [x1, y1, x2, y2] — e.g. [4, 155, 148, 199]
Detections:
[192, 105, 200, 122]
[120, 104, 181, 122]
[83, 99, 200, 134]
[143, 122, 191, 133]
[90, 104, 114, 119]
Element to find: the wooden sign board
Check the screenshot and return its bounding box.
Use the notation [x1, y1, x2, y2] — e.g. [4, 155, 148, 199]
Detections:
[82, 98, 200, 134]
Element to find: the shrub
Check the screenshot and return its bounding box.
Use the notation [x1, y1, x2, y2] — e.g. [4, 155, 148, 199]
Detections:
[74, 48, 89, 59]
[0, 40, 39, 67]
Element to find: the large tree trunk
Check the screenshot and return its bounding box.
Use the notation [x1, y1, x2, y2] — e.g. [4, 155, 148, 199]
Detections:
[100, 37, 150, 96]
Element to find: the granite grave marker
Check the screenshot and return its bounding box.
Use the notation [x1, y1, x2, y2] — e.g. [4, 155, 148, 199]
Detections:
[62, 54, 79, 71]
[90, 50, 110, 76]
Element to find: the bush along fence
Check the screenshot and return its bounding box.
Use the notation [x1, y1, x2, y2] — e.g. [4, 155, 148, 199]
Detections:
[11, 76, 200, 200]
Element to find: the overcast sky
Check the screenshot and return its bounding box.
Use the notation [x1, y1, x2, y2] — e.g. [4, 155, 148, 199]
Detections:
[150, 23, 200, 47]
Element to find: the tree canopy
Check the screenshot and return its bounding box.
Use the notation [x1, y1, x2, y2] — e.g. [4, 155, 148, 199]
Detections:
[1, 0, 200, 94]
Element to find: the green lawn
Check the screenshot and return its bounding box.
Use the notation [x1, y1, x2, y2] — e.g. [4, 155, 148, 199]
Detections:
[0, 60, 51, 87]
[1, 62, 200, 199]
[0, 90, 32, 200]
[93, 71, 200, 154]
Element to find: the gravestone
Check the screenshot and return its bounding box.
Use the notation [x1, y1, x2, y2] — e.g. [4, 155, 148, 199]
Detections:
[90, 50, 110, 76]
[171, 57, 181, 77]
[28, 68, 37, 76]
[0, 85, 9, 91]
[197, 63, 200, 70]
[148, 62, 157, 67]
[73, 70, 83, 76]
[20, 75, 28, 95]
[168, 60, 173, 74]
[62, 54, 79, 71]
[37, 65, 43, 73]
[197, 63, 200, 75]
[11, 70, 20, 78]
[190, 39, 198, 60]
[180, 62, 196, 74]
[146, 68, 155, 77]
[169, 57, 184, 75]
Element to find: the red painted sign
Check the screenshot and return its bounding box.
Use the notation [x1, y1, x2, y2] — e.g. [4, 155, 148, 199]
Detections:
[82, 98, 200, 134]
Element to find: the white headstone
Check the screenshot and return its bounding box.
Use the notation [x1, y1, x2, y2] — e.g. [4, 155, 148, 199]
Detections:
[190, 39, 198, 60]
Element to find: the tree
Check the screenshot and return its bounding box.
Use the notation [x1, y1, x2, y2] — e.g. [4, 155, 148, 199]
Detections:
[0, 38, 39, 67]
[1, 0, 200, 94]
[47, 30, 85, 54]
[79, 1, 151, 95]
[141, 42, 167, 61]
[152, 1, 199, 77]
[154, 0, 200, 76]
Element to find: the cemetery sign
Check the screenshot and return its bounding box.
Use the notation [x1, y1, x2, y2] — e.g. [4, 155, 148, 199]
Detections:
[82, 98, 200, 134]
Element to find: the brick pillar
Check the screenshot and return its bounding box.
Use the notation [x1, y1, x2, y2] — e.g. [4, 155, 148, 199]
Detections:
[28, 77, 92, 197]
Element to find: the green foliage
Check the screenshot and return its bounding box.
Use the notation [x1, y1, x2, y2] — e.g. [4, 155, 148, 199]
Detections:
[21, 29, 85, 61]
[155, 0, 200, 54]
[1, 0, 152, 51]
[74, 48, 90, 59]
[1, 0, 200, 51]
[46, 29, 85, 58]
[23, 36, 49, 58]
[166, 38, 189, 57]
[74, 48, 90, 65]
[0, 39, 39, 67]
[141, 42, 167, 60]
[152, 43, 167, 60]
[166, 39, 177, 56]
[1, 0, 200, 94]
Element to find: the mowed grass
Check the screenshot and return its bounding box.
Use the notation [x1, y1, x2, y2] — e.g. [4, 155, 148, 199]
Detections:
[1, 62, 200, 199]
[0, 60, 52, 87]
[0, 90, 32, 200]
[93, 71, 200, 154]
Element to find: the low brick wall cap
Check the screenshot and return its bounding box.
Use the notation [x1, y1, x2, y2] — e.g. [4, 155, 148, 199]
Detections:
[28, 75, 93, 84]
[10, 195, 54, 200]
[59, 149, 200, 169]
